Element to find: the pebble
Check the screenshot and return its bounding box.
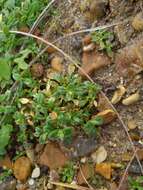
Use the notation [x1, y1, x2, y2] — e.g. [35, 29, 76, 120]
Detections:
[90, 0, 107, 19]
[28, 178, 35, 186]
[31, 167, 40, 178]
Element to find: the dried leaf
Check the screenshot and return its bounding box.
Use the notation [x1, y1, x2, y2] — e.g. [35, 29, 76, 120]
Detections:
[96, 109, 116, 124]
[111, 85, 126, 104]
[95, 163, 112, 180]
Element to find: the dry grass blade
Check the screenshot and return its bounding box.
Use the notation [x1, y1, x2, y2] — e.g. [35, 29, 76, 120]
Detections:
[29, 21, 123, 65]
[29, 0, 57, 34]
[50, 181, 94, 190]
[117, 149, 137, 190]
[0, 30, 143, 176]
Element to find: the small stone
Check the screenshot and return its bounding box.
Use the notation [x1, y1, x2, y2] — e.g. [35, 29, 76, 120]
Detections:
[28, 178, 35, 186]
[47, 46, 57, 54]
[30, 64, 44, 78]
[95, 163, 112, 180]
[91, 146, 107, 164]
[132, 12, 143, 31]
[127, 120, 137, 130]
[39, 142, 68, 169]
[80, 157, 87, 164]
[90, 0, 107, 19]
[71, 137, 97, 158]
[51, 57, 63, 72]
[31, 167, 40, 178]
[122, 92, 140, 105]
[13, 156, 32, 182]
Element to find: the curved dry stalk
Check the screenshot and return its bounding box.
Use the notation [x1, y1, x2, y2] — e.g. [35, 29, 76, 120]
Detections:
[0, 30, 143, 176]
[28, 21, 123, 65]
[50, 181, 93, 190]
[117, 149, 137, 190]
[29, 0, 57, 34]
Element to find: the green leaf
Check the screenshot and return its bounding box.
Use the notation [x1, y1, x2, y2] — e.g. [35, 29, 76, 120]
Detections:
[0, 58, 11, 80]
[0, 124, 13, 156]
[83, 116, 103, 136]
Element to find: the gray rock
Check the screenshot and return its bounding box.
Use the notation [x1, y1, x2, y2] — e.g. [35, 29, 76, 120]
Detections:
[70, 136, 97, 158]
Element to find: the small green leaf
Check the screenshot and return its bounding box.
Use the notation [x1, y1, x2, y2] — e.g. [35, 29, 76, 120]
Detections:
[0, 58, 11, 80]
[0, 124, 13, 156]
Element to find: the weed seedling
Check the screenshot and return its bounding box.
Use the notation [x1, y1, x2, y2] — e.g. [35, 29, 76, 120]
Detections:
[91, 30, 114, 57]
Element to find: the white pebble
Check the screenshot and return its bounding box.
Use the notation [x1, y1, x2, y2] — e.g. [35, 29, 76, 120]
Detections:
[28, 178, 35, 186]
[31, 167, 40, 178]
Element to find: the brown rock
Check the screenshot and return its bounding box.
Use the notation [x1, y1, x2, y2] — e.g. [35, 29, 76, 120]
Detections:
[95, 163, 112, 180]
[132, 13, 143, 31]
[122, 92, 140, 105]
[79, 50, 111, 78]
[0, 155, 13, 170]
[51, 57, 63, 72]
[30, 64, 44, 78]
[47, 46, 57, 54]
[77, 164, 94, 185]
[13, 156, 32, 182]
[95, 109, 116, 124]
[90, 0, 107, 19]
[127, 120, 137, 130]
[115, 39, 143, 78]
[39, 142, 68, 169]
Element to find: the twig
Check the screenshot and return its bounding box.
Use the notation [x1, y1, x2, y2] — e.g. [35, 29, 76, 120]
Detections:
[26, 21, 123, 65]
[29, 0, 57, 34]
[50, 181, 93, 190]
[0, 30, 143, 175]
[117, 149, 137, 190]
